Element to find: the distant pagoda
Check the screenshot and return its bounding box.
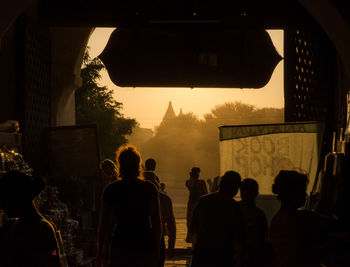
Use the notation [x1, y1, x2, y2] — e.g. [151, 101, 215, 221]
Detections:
[162, 101, 176, 122]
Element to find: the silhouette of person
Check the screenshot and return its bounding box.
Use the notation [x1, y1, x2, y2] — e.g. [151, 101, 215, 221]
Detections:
[151, 181, 176, 267]
[0, 170, 60, 267]
[189, 170, 245, 267]
[99, 159, 118, 262]
[143, 158, 161, 187]
[185, 167, 208, 243]
[97, 145, 161, 267]
[142, 158, 176, 267]
[207, 175, 221, 193]
[270, 170, 327, 267]
[239, 178, 269, 267]
[159, 189, 176, 265]
[100, 159, 118, 185]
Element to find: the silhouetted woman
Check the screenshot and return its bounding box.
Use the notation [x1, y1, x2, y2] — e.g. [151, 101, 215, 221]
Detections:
[185, 167, 208, 243]
[0, 170, 60, 267]
[97, 145, 161, 267]
[270, 170, 324, 267]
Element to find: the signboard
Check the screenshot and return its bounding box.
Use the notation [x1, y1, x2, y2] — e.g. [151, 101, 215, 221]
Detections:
[46, 124, 101, 228]
[46, 124, 100, 179]
[219, 122, 324, 194]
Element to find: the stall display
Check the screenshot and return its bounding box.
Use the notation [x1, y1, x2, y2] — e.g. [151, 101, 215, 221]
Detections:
[0, 149, 32, 175]
[35, 187, 85, 266]
[0, 121, 93, 266]
[310, 92, 350, 219]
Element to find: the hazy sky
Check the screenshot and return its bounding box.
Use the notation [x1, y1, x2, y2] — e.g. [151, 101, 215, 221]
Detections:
[87, 28, 284, 129]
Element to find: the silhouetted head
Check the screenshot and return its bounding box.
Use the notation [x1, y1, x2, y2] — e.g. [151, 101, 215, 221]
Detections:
[240, 178, 259, 202]
[219, 170, 241, 197]
[272, 170, 308, 209]
[190, 167, 200, 180]
[0, 171, 46, 218]
[100, 159, 118, 179]
[116, 145, 143, 180]
[145, 158, 156, 171]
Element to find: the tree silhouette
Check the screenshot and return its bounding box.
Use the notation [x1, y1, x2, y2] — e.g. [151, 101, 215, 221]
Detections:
[75, 49, 136, 159]
[204, 101, 283, 126]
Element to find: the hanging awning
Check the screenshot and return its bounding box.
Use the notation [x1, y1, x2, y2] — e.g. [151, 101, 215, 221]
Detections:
[99, 26, 282, 88]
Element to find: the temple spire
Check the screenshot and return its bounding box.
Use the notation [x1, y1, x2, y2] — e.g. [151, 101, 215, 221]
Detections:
[162, 101, 176, 121]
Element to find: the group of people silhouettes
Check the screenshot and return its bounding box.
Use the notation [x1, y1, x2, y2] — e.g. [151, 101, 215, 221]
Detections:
[0, 144, 349, 267]
[186, 169, 267, 267]
[187, 167, 350, 267]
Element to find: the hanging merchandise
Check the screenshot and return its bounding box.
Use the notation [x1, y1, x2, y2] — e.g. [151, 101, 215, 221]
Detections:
[0, 148, 33, 176]
[0, 148, 85, 266]
[35, 187, 81, 266]
[0, 149, 5, 175]
[312, 129, 350, 219]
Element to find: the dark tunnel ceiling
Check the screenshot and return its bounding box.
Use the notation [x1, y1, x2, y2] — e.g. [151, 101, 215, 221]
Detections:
[38, 0, 340, 88]
[38, 0, 314, 28]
